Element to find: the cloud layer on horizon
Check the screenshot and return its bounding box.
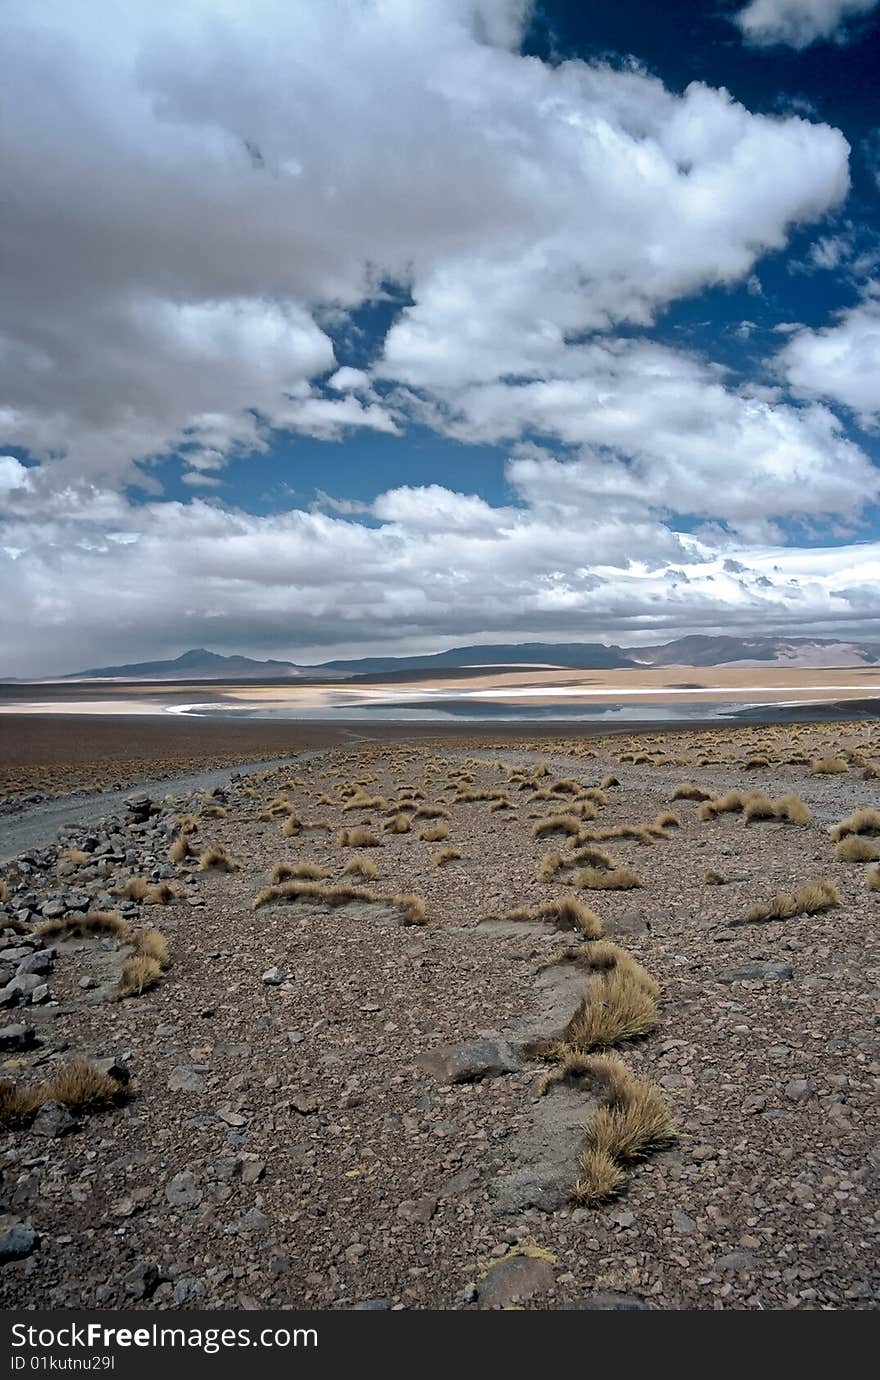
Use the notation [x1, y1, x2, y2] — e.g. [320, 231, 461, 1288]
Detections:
[1, 0, 878, 674]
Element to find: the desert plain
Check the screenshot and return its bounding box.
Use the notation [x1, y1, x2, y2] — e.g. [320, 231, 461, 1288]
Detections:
[0, 685, 878, 1312]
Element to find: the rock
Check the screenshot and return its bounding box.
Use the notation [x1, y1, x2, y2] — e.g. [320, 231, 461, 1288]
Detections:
[17, 951, 52, 976]
[785, 1078, 817, 1102]
[344, 1242, 367, 1262]
[603, 913, 650, 937]
[168, 1066, 204, 1093]
[715, 1250, 757, 1273]
[165, 1170, 202, 1208]
[351, 1299, 391, 1310]
[39, 900, 67, 920]
[0, 1024, 36, 1052]
[0, 1222, 38, 1262]
[31, 1100, 76, 1138]
[173, 1277, 206, 1305]
[29, 984, 49, 1005]
[228, 1208, 270, 1236]
[240, 1158, 265, 1185]
[94, 1057, 130, 1084]
[717, 961, 793, 983]
[565, 1291, 654, 1310]
[124, 1260, 159, 1300]
[671, 1209, 697, 1233]
[261, 966, 285, 986]
[415, 1038, 521, 1084]
[5, 973, 43, 1002]
[396, 1195, 437, 1225]
[477, 1254, 555, 1309]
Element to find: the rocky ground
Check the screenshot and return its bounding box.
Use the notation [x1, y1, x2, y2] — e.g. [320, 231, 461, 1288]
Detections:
[0, 719, 878, 1311]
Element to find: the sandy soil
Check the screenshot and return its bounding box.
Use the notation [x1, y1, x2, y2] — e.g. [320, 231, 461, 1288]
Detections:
[0, 718, 878, 1311]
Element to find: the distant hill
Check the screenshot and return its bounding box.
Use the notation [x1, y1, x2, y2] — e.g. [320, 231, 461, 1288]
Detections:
[63, 648, 303, 681]
[56, 635, 880, 681]
[318, 642, 636, 674]
[626, 635, 880, 668]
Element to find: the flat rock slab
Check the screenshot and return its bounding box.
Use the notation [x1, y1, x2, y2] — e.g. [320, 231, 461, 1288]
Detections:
[492, 1080, 598, 1214]
[508, 960, 586, 1049]
[717, 961, 793, 983]
[563, 1291, 655, 1310]
[416, 1038, 521, 1084]
[477, 1254, 556, 1308]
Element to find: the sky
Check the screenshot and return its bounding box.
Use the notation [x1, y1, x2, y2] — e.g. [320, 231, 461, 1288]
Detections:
[1, 0, 880, 676]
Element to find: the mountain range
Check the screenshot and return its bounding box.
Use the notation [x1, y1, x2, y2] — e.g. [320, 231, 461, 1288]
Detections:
[51, 636, 880, 681]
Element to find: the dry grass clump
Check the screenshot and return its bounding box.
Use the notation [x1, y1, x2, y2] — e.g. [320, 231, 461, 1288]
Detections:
[270, 861, 328, 883]
[738, 878, 839, 926]
[570, 844, 616, 870]
[385, 813, 413, 834]
[253, 879, 375, 910]
[341, 793, 386, 813]
[574, 1055, 675, 1204]
[419, 823, 449, 842]
[282, 814, 304, 838]
[414, 805, 448, 820]
[537, 850, 566, 881]
[135, 928, 171, 967]
[651, 810, 680, 832]
[575, 866, 641, 891]
[168, 835, 195, 864]
[337, 826, 382, 848]
[533, 814, 583, 839]
[344, 857, 378, 880]
[829, 807, 880, 842]
[177, 813, 199, 835]
[0, 879, 9, 903]
[1, 1058, 131, 1128]
[201, 804, 227, 819]
[538, 896, 603, 937]
[61, 848, 92, 866]
[393, 893, 427, 926]
[810, 756, 848, 775]
[672, 783, 716, 801]
[432, 847, 461, 867]
[117, 955, 163, 997]
[558, 945, 659, 1054]
[742, 792, 777, 824]
[773, 794, 812, 826]
[835, 835, 880, 863]
[862, 761, 880, 780]
[703, 869, 726, 886]
[599, 775, 619, 789]
[197, 845, 240, 872]
[866, 864, 880, 891]
[36, 909, 130, 941]
[113, 878, 174, 905]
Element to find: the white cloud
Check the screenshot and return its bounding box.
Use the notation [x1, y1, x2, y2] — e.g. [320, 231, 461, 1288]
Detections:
[733, 0, 878, 48]
[776, 289, 880, 425]
[2, 479, 879, 676]
[1, 0, 849, 487]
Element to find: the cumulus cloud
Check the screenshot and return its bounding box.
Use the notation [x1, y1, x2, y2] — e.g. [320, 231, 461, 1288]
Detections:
[3, 470, 880, 676]
[1, 0, 849, 487]
[733, 0, 878, 48]
[776, 288, 880, 425]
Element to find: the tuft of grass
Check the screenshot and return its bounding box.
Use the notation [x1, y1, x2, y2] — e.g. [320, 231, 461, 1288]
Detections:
[533, 814, 581, 839]
[197, 845, 240, 872]
[282, 815, 304, 838]
[36, 910, 130, 941]
[738, 878, 840, 926]
[419, 823, 449, 842]
[672, 783, 716, 801]
[61, 848, 92, 866]
[599, 775, 619, 789]
[117, 954, 163, 997]
[271, 861, 328, 882]
[537, 896, 603, 937]
[703, 869, 726, 886]
[414, 805, 448, 820]
[168, 835, 194, 864]
[574, 1148, 627, 1204]
[432, 847, 461, 867]
[829, 807, 880, 842]
[393, 893, 427, 926]
[772, 794, 812, 826]
[652, 811, 680, 831]
[385, 813, 413, 834]
[177, 814, 199, 835]
[201, 804, 227, 819]
[344, 857, 378, 880]
[575, 866, 641, 891]
[866, 864, 880, 892]
[337, 826, 382, 848]
[136, 929, 170, 967]
[0, 1078, 44, 1127]
[810, 756, 848, 775]
[835, 835, 880, 863]
[44, 1059, 130, 1111]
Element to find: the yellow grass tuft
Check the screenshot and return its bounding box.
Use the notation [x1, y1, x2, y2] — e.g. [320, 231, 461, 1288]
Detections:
[772, 794, 812, 826]
[117, 954, 163, 997]
[672, 783, 716, 801]
[136, 929, 170, 967]
[829, 807, 880, 842]
[866, 863, 880, 892]
[574, 1148, 627, 1204]
[168, 835, 194, 865]
[533, 814, 581, 839]
[337, 826, 382, 848]
[810, 756, 848, 775]
[36, 910, 130, 941]
[739, 878, 840, 925]
[385, 813, 413, 833]
[61, 848, 92, 866]
[432, 847, 461, 867]
[418, 823, 449, 842]
[344, 857, 378, 880]
[197, 845, 240, 872]
[575, 866, 641, 891]
[703, 869, 726, 886]
[44, 1059, 130, 1111]
[271, 861, 328, 882]
[835, 835, 880, 863]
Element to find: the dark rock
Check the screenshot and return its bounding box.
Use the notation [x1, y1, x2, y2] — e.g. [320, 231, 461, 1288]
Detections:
[125, 1260, 159, 1300]
[0, 1024, 36, 1052]
[477, 1253, 555, 1308]
[416, 1038, 521, 1083]
[0, 1222, 38, 1262]
[31, 1101, 76, 1138]
[565, 1291, 654, 1310]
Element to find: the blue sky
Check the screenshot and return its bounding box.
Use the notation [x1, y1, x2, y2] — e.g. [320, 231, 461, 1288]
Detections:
[1, 0, 879, 674]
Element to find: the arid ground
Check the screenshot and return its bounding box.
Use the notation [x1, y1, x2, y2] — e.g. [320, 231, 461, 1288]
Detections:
[0, 716, 878, 1310]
